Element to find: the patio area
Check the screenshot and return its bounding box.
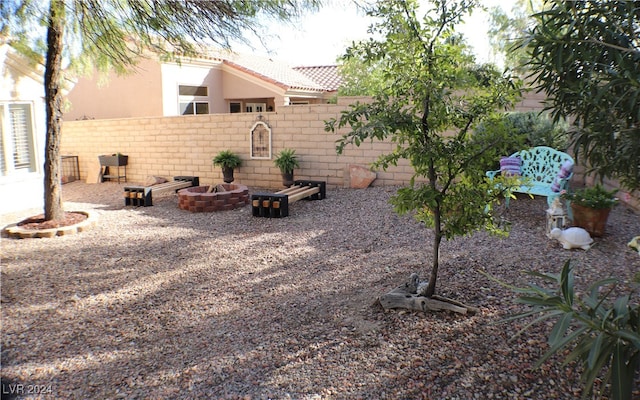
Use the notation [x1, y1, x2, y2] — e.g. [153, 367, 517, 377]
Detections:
[1, 181, 639, 399]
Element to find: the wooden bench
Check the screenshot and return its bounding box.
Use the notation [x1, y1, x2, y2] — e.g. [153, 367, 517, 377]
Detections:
[124, 176, 199, 207]
[251, 180, 326, 218]
[486, 146, 574, 206]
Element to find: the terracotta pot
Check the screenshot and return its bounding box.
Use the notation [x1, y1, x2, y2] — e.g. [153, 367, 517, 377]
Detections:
[571, 203, 611, 237]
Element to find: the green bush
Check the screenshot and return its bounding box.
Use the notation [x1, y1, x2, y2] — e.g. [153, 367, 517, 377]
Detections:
[508, 111, 569, 150]
[470, 113, 526, 174]
[472, 111, 570, 172]
[500, 261, 639, 400]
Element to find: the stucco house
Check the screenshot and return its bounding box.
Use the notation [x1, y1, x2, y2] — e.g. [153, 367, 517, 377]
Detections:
[0, 44, 48, 213]
[64, 50, 341, 121]
[0, 43, 340, 214]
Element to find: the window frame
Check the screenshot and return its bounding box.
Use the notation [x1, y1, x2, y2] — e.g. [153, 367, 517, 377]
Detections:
[245, 102, 266, 113]
[178, 84, 210, 115]
[0, 102, 38, 176]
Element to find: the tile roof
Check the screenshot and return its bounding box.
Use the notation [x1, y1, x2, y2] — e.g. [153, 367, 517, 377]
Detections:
[201, 49, 324, 92]
[201, 49, 340, 92]
[294, 66, 342, 92]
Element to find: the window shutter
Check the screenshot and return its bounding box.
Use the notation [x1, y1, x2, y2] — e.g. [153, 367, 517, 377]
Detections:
[9, 105, 33, 170]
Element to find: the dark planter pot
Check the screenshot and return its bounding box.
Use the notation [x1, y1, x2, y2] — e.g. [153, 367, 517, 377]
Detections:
[281, 171, 294, 188]
[222, 167, 235, 183]
[571, 203, 612, 237]
[99, 154, 128, 167]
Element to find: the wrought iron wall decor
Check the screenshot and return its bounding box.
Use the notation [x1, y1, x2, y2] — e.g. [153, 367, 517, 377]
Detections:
[250, 118, 271, 159]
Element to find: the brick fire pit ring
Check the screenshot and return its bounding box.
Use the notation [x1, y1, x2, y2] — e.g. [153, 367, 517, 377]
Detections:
[178, 184, 250, 212]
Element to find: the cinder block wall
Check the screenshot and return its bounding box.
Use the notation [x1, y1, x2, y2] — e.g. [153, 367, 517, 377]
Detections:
[60, 95, 638, 211]
[60, 103, 417, 190]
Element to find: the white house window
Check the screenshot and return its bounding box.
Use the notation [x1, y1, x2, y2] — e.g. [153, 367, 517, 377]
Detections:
[178, 85, 209, 115]
[0, 103, 37, 175]
[245, 103, 266, 113]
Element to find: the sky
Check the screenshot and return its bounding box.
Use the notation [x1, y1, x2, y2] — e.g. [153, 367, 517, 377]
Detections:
[236, 0, 514, 67]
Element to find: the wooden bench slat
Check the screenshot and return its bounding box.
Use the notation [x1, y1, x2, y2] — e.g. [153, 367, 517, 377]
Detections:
[276, 186, 309, 196]
[124, 176, 199, 207]
[287, 187, 320, 203]
[149, 180, 192, 195]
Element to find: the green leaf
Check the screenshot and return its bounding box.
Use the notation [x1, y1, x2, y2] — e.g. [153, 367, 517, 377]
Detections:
[548, 312, 574, 347]
[611, 341, 632, 400]
[535, 325, 588, 368]
[524, 269, 561, 283]
[587, 333, 604, 370]
[613, 295, 630, 319]
[580, 343, 613, 399]
[615, 330, 640, 350]
[560, 260, 574, 306]
[515, 295, 564, 307]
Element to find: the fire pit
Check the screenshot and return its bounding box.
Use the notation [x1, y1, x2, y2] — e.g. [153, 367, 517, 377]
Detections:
[178, 184, 249, 212]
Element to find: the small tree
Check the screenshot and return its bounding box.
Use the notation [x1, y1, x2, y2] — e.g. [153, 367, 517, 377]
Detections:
[487, 0, 544, 74]
[325, 0, 523, 302]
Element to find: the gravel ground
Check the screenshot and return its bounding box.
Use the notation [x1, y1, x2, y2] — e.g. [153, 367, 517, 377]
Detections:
[1, 181, 639, 400]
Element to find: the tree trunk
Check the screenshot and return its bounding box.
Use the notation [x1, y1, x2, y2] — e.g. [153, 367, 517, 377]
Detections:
[424, 160, 441, 298]
[425, 221, 442, 298]
[43, 1, 65, 221]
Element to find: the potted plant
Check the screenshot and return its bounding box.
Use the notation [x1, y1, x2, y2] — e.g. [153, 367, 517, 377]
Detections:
[274, 148, 300, 187]
[213, 150, 242, 183]
[561, 185, 618, 236]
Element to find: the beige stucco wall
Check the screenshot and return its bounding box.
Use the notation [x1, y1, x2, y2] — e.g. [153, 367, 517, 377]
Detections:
[64, 58, 163, 120]
[222, 67, 285, 107]
[64, 58, 329, 119]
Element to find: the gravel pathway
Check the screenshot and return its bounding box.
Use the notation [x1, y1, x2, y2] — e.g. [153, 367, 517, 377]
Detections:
[1, 181, 639, 399]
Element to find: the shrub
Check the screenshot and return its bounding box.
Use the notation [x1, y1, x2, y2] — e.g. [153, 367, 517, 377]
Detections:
[472, 111, 570, 171]
[501, 261, 639, 400]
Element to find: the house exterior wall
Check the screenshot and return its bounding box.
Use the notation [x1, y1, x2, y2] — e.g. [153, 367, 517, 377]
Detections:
[221, 68, 285, 107]
[64, 58, 163, 121]
[160, 61, 226, 115]
[0, 45, 47, 213]
[63, 58, 327, 119]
